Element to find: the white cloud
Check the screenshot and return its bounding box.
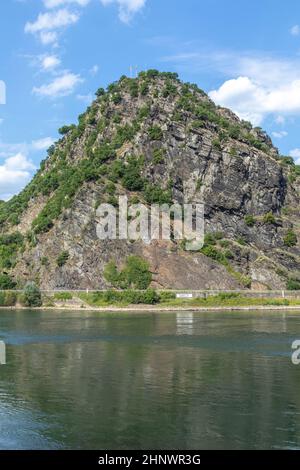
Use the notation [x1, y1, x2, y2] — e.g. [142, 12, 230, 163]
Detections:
[40, 31, 58, 45]
[25, 0, 145, 47]
[33, 72, 83, 97]
[25, 9, 79, 33]
[161, 50, 300, 124]
[31, 137, 55, 150]
[100, 0, 146, 23]
[0, 153, 36, 199]
[4, 153, 36, 171]
[41, 55, 61, 70]
[209, 76, 266, 125]
[290, 148, 300, 164]
[271, 131, 288, 139]
[44, 0, 90, 7]
[209, 75, 300, 125]
[0, 137, 56, 199]
[291, 25, 300, 36]
[25, 9, 80, 43]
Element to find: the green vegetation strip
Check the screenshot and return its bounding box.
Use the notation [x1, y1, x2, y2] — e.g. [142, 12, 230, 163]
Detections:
[2, 288, 300, 309]
[73, 292, 300, 308]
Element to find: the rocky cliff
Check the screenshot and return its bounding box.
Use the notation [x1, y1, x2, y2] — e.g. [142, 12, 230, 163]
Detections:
[1, 70, 300, 290]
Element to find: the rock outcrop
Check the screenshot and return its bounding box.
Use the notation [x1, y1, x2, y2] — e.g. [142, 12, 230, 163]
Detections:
[1, 70, 300, 290]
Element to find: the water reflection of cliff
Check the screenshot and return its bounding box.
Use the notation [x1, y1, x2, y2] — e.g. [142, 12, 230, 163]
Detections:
[1, 310, 300, 449]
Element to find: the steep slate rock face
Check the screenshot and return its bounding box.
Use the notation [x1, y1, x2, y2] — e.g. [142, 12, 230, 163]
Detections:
[1, 71, 300, 290]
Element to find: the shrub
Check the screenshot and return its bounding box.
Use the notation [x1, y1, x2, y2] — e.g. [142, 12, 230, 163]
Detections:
[0, 232, 24, 269]
[21, 282, 42, 307]
[93, 144, 116, 162]
[195, 103, 218, 123]
[103, 256, 152, 290]
[204, 233, 217, 245]
[58, 125, 74, 135]
[53, 292, 73, 301]
[109, 160, 125, 182]
[217, 292, 240, 301]
[99, 289, 159, 305]
[145, 69, 160, 78]
[107, 196, 118, 207]
[138, 105, 150, 120]
[135, 289, 159, 304]
[105, 182, 116, 196]
[57, 251, 70, 267]
[162, 81, 177, 97]
[212, 138, 222, 150]
[140, 82, 149, 96]
[130, 195, 140, 204]
[224, 249, 234, 260]
[122, 256, 152, 289]
[153, 148, 165, 164]
[159, 291, 176, 301]
[144, 184, 172, 205]
[113, 114, 122, 124]
[228, 125, 240, 139]
[123, 79, 139, 98]
[263, 212, 276, 224]
[214, 231, 224, 240]
[284, 230, 297, 247]
[112, 93, 122, 104]
[122, 157, 145, 191]
[232, 272, 252, 288]
[236, 237, 246, 246]
[148, 126, 163, 141]
[41, 257, 49, 266]
[280, 156, 294, 166]
[244, 215, 256, 227]
[0, 274, 16, 290]
[95, 87, 105, 97]
[287, 279, 300, 290]
[219, 240, 230, 248]
[103, 260, 120, 286]
[0, 291, 17, 306]
[196, 179, 202, 191]
[200, 245, 227, 264]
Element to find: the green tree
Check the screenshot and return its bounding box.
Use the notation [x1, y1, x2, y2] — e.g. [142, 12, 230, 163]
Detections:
[287, 279, 300, 290]
[103, 256, 152, 290]
[103, 260, 120, 287]
[122, 256, 152, 289]
[0, 274, 16, 290]
[22, 282, 42, 307]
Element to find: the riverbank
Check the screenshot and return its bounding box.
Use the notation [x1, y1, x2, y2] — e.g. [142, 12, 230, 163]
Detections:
[2, 303, 300, 313]
[2, 289, 300, 312]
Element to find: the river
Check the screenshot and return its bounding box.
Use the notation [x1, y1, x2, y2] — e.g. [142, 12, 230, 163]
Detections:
[0, 309, 300, 449]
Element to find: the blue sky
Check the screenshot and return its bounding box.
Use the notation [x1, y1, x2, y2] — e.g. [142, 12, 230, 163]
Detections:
[2, 0, 300, 199]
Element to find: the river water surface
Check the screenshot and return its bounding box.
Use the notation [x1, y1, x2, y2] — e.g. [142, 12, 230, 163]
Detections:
[0, 309, 300, 449]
